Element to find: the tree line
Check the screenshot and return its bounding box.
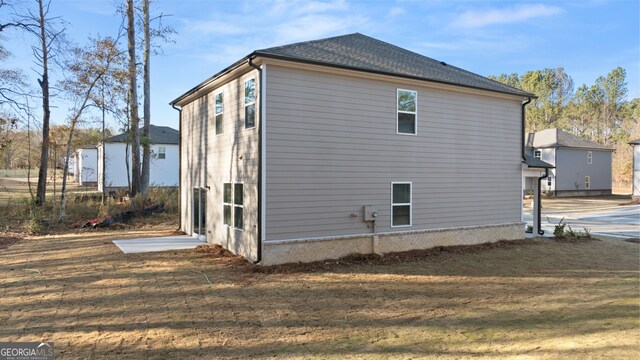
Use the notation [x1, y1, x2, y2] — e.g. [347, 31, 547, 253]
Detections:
[489, 67, 639, 186]
[0, 0, 174, 219]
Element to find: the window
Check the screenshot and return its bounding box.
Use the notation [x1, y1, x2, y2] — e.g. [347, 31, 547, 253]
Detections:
[244, 78, 256, 129]
[234, 184, 243, 230]
[585, 176, 590, 189]
[391, 182, 412, 227]
[587, 151, 592, 164]
[397, 89, 417, 135]
[215, 92, 223, 135]
[223, 184, 232, 226]
[547, 176, 552, 187]
[223, 183, 243, 230]
[157, 146, 166, 159]
[534, 150, 541, 159]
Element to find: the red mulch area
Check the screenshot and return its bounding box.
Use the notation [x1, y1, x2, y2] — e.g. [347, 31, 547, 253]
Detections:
[195, 239, 539, 274]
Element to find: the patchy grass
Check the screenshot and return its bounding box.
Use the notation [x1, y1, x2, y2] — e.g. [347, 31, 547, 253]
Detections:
[0, 227, 638, 359]
[0, 176, 178, 233]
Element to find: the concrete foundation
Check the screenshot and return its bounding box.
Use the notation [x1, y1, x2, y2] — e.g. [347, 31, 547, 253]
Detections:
[553, 189, 612, 197]
[261, 222, 525, 266]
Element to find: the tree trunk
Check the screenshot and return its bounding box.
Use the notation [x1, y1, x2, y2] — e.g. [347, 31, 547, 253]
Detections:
[141, 0, 151, 193]
[59, 120, 77, 220]
[35, 0, 50, 206]
[127, 0, 140, 196]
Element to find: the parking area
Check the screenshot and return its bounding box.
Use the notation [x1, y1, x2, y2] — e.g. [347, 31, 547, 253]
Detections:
[523, 196, 639, 239]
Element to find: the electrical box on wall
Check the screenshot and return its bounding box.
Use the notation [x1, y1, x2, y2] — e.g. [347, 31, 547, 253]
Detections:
[363, 205, 378, 221]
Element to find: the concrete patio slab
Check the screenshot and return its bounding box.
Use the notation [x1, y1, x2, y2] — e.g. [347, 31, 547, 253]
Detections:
[113, 236, 204, 254]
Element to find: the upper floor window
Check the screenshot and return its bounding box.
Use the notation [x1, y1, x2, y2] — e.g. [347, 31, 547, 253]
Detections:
[244, 79, 256, 129]
[215, 92, 223, 135]
[391, 182, 412, 227]
[157, 146, 166, 159]
[587, 151, 592, 164]
[534, 150, 541, 159]
[397, 89, 417, 135]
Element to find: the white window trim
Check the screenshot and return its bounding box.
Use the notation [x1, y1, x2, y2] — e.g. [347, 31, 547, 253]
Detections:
[223, 183, 232, 227]
[244, 78, 256, 130]
[215, 91, 224, 136]
[391, 181, 412, 228]
[157, 146, 166, 160]
[233, 183, 244, 231]
[534, 150, 541, 159]
[396, 88, 417, 136]
[223, 182, 244, 231]
[587, 151, 592, 164]
[585, 176, 590, 189]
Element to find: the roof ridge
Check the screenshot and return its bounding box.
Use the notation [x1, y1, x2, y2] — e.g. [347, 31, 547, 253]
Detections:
[257, 32, 362, 53]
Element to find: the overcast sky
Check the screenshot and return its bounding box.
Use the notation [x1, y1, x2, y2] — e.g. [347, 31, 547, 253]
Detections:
[3, 0, 639, 131]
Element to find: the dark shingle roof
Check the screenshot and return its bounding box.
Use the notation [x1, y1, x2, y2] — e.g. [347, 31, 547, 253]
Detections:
[523, 153, 554, 169]
[629, 138, 640, 145]
[256, 33, 531, 97]
[171, 33, 533, 105]
[107, 125, 179, 145]
[526, 128, 613, 151]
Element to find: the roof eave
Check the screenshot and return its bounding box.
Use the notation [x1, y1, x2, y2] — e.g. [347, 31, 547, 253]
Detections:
[171, 50, 536, 106]
[170, 52, 257, 106]
[253, 52, 536, 99]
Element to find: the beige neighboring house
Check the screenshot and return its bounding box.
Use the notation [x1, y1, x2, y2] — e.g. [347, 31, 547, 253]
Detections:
[171, 33, 536, 266]
[631, 138, 640, 200]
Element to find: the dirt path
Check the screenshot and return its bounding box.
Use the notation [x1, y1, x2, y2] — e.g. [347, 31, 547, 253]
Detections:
[0, 227, 638, 359]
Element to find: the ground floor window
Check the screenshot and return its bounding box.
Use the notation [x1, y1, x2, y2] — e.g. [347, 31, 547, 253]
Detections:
[224, 183, 243, 230]
[392, 182, 412, 227]
[585, 176, 590, 189]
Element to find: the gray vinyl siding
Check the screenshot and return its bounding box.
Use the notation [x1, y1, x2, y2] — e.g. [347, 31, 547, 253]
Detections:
[555, 148, 611, 191]
[264, 65, 523, 241]
[180, 70, 260, 261]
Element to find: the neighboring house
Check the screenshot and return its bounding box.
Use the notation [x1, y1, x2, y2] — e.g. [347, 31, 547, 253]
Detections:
[631, 138, 640, 200]
[525, 128, 613, 197]
[170, 33, 535, 266]
[521, 153, 554, 235]
[74, 147, 98, 187]
[97, 125, 179, 192]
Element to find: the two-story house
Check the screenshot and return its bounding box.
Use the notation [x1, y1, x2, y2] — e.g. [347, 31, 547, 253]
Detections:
[97, 125, 179, 192]
[526, 128, 613, 197]
[170, 33, 535, 265]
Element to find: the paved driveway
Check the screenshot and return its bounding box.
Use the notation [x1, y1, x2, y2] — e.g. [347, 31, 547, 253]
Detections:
[523, 200, 639, 239]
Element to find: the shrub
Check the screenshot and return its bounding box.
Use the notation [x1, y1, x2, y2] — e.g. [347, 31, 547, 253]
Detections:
[553, 217, 566, 238]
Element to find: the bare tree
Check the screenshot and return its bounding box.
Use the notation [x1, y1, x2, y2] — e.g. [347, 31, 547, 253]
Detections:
[58, 36, 123, 219]
[126, 0, 141, 196]
[139, 0, 174, 193]
[14, 0, 67, 206]
[140, 0, 150, 192]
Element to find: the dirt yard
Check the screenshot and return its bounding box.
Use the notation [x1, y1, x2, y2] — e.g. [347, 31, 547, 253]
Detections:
[1, 226, 638, 359]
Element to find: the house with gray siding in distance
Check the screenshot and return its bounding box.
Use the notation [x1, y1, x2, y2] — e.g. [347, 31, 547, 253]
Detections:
[630, 138, 640, 200]
[526, 128, 613, 197]
[170, 33, 535, 265]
